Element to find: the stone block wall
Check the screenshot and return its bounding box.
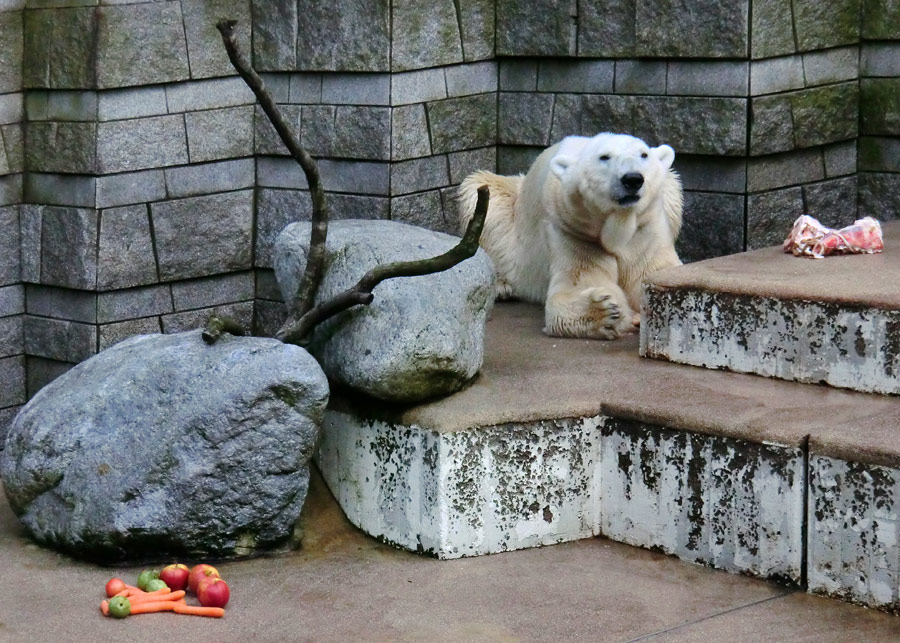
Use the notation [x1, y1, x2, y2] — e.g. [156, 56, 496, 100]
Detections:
[0, 0, 897, 440]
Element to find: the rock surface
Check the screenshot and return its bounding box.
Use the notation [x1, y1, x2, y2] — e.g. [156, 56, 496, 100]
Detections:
[275, 219, 495, 403]
[0, 331, 329, 562]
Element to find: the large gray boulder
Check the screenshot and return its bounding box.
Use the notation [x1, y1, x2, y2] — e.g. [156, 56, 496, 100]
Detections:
[275, 219, 495, 403]
[0, 331, 329, 563]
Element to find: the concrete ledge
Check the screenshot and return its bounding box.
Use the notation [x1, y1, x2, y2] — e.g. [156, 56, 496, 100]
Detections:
[641, 221, 900, 395]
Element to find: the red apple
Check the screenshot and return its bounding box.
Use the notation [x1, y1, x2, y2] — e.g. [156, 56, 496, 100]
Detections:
[197, 577, 230, 608]
[188, 564, 220, 594]
[159, 563, 190, 591]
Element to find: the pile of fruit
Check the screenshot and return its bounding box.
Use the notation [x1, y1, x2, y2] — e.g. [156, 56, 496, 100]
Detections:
[100, 563, 230, 619]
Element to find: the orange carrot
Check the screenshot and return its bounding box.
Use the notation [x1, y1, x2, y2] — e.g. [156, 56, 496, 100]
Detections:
[116, 587, 171, 601]
[128, 601, 179, 615]
[100, 600, 109, 617]
[130, 590, 185, 603]
[173, 603, 225, 618]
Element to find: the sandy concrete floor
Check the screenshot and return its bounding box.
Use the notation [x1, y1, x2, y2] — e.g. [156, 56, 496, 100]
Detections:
[1, 468, 897, 643]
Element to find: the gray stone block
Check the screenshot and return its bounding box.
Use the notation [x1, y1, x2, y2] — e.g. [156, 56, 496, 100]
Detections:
[861, 42, 900, 78]
[25, 355, 71, 398]
[95, 169, 166, 208]
[334, 106, 391, 160]
[496, 0, 575, 57]
[40, 206, 98, 290]
[24, 284, 96, 323]
[96, 1, 190, 88]
[614, 60, 666, 95]
[96, 284, 172, 323]
[256, 156, 308, 189]
[2, 123, 23, 174]
[391, 0, 462, 71]
[824, 140, 857, 177]
[668, 61, 748, 97]
[746, 186, 804, 249]
[391, 104, 431, 160]
[295, 104, 334, 156]
[496, 145, 543, 175]
[537, 59, 614, 93]
[0, 174, 21, 208]
[802, 176, 857, 228]
[23, 315, 95, 362]
[253, 298, 286, 338]
[165, 77, 255, 113]
[0, 11, 22, 94]
[0, 206, 18, 286]
[25, 122, 97, 173]
[427, 93, 496, 154]
[750, 0, 795, 59]
[448, 146, 496, 183]
[749, 96, 794, 156]
[255, 268, 282, 301]
[329, 193, 389, 220]
[321, 73, 391, 106]
[860, 79, 900, 137]
[24, 7, 96, 88]
[97, 86, 168, 121]
[749, 56, 804, 96]
[632, 97, 747, 156]
[0, 405, 21, 447]
[97, 204, 157, 291]
[391, 67, 447, 106]
[792, 0, 860, 51]
[0, 285, 24, 317]
[390, 155, 449, 196]
[863, 0, 900, 39]
[390, 190, 449, 233]
[0, 92, 22, 125]
[318, 159, 390, 195]
[289, 73, 321, 104]
[0, 140, 7, 175]
[98, 316, 162, 351]
[445, 61, 497, 98]
[258, 73, 290, 103]
[499, 59, 537, 92]
[151, 189, 253, 281]
[747, 148, 824, 192]
[185, 105, 254, 163]
[498, 92, 554, 146]
[791, 83, 859, 148]
[635, 0, 748, 57]
[255, 187, 312, 269]
[161, 300, 253, 334]
[23, 91, 46, 122]
[673, 155, 747, 194]
[0, 355, 25, 406]
[458, 0, 494, 61]
[24, 174, 95, 208]
[296, 0, 390, 72]
[550, 94, 633, 141]
[18, 204, 39, 282]
[578, 0, 636, 57]
[859, 172, 900, 221]
[182, 0, 251, 79]
[164, 158, 255, 199]
[97, 115, 188, 174]
[251, 0, 295, 70]
[170, 271, 253, 312]
[254, 104, 300, 156]
[859, 136, 900, 172]
[677, 192, 745, 263]
[804, 46, 859, 86]
[45, 90, 97, 121]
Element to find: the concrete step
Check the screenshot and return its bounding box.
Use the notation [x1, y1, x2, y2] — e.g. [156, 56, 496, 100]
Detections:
[641, 221, 900, 395]
[318, 302, 900, 613]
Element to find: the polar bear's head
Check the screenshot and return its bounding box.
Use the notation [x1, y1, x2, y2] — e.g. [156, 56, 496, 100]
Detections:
[549, 133, 675, 213]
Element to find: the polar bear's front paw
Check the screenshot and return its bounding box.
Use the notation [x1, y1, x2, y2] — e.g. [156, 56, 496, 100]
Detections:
[582, 287, 635, 339]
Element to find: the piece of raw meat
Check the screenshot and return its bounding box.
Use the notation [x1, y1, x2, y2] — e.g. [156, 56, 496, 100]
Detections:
[783, 215, 884, 259]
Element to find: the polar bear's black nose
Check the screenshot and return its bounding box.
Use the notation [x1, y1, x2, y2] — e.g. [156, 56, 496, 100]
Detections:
[621, 173, 644, 192]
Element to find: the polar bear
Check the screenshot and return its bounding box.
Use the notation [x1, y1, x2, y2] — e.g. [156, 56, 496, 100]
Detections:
[458, 133, 683, 339]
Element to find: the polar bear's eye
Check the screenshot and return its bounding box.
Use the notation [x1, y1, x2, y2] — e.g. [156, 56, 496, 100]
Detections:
[599, 155, 610, 161]
[641, 152, 649, 159]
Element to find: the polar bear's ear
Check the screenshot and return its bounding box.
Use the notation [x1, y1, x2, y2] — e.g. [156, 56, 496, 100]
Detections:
[653, 144, 676, 170]
[550, 154, 575, 179]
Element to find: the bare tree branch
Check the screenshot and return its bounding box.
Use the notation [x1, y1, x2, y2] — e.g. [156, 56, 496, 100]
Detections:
[216, 19, 328, 324]
[277, 186, 490, 346]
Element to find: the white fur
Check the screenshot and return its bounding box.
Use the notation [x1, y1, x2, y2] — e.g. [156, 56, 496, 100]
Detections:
[458, 132, 683, 339]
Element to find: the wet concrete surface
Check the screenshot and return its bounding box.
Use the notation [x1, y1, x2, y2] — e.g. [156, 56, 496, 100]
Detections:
[1, 468, 897, 643]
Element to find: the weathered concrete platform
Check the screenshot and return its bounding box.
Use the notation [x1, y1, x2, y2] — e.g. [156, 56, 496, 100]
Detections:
[318, 301, 900, 611]
[641, 221, 900, 395]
